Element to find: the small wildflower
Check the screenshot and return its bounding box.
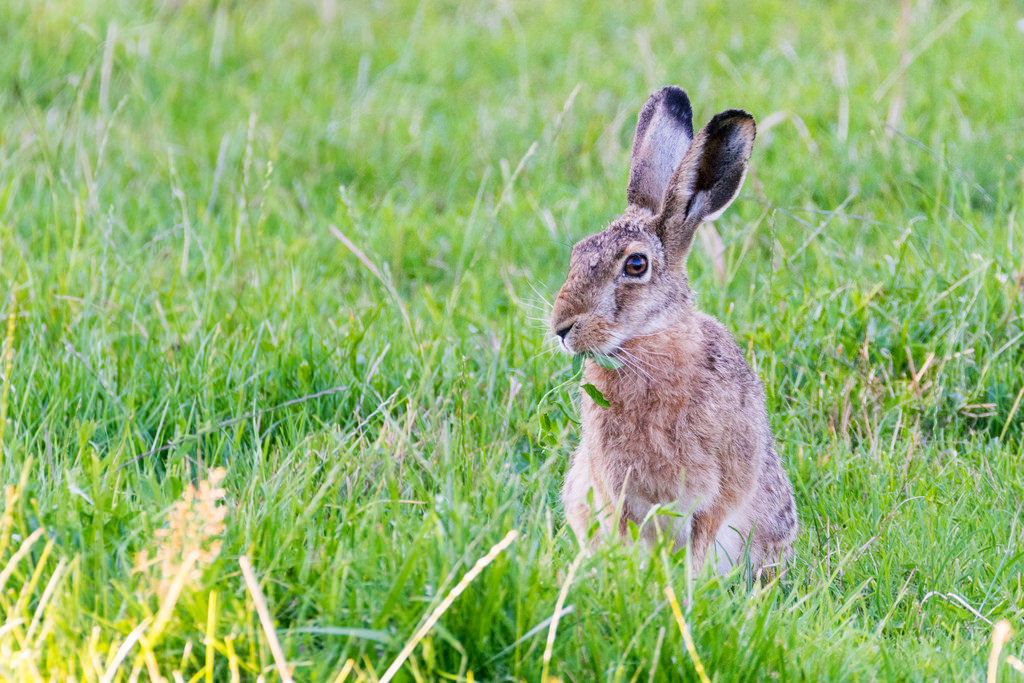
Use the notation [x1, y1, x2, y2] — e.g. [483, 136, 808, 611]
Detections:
[135, 468, 228, 598]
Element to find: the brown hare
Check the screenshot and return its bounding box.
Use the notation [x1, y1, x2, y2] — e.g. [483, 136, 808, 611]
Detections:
[550, 86, 797, 576]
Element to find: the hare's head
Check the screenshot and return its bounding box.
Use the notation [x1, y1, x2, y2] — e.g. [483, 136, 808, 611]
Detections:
[551, 86, 755, 355]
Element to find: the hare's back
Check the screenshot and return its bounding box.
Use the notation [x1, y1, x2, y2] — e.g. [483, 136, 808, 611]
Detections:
[691, 313, 767, 405]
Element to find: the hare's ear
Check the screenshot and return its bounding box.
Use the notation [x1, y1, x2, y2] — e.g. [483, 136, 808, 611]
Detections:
[656, 109, 755, 265]
[626, 86, 694, 213]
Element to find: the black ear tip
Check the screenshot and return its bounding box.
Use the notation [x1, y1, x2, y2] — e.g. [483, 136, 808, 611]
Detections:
[658, 85, 692, 122]
[707, 109, 756, 138]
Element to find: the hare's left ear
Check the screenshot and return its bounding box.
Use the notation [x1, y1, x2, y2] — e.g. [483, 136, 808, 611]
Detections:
[626, 86, 694, 214]
[656, 109, 755, 265]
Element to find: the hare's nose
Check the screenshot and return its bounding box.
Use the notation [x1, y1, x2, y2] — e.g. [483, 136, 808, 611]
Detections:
[556, 322, 575, 340]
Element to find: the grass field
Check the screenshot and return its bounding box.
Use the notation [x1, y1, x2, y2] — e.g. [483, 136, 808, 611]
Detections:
[2, 0, 1024, 680]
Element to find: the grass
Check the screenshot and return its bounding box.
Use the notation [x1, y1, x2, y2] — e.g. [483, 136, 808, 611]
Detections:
[1, 0, 1023, 680]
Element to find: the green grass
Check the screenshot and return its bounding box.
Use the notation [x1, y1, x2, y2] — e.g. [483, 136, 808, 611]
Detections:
[1, 0, 1024, 680]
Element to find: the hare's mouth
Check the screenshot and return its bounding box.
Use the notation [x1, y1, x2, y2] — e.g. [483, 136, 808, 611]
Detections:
[554, 335, 621, 357]
[551, 314, 625, 356]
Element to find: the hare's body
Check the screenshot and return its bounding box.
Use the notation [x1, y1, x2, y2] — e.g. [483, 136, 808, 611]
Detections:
[563, 313, 797, 573]
[551, 87, 797, 575]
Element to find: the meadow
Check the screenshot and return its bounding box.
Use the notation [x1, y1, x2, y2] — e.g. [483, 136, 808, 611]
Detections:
[1, 0, 1023, 680]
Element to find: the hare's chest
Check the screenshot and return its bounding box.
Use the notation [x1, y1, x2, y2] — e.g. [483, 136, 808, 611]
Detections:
[581, 393, 713, 505]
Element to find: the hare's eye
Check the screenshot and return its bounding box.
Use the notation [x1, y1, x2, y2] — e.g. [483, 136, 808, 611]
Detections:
[623, 253, 648, 277]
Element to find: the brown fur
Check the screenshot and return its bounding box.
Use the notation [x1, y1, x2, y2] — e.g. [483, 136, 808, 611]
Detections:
[551, 88, 797, 576]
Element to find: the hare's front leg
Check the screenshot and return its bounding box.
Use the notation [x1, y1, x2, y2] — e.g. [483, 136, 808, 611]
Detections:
[688, 507, 728, 573]
[562, 449, 611, 547]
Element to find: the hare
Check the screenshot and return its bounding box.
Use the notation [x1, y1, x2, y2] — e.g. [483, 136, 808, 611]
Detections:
[550, 86, 797, 576]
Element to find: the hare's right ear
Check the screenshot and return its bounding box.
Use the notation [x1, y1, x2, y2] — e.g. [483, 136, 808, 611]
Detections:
[655, 109, 755, 265]
[626, 86, 694, 214]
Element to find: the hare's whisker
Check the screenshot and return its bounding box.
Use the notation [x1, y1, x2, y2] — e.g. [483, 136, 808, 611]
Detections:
[618, 348, 662, 372]
[525, 281, 554, 307]
[617, 346, 664, 379]
[611, 349, 654, 382]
